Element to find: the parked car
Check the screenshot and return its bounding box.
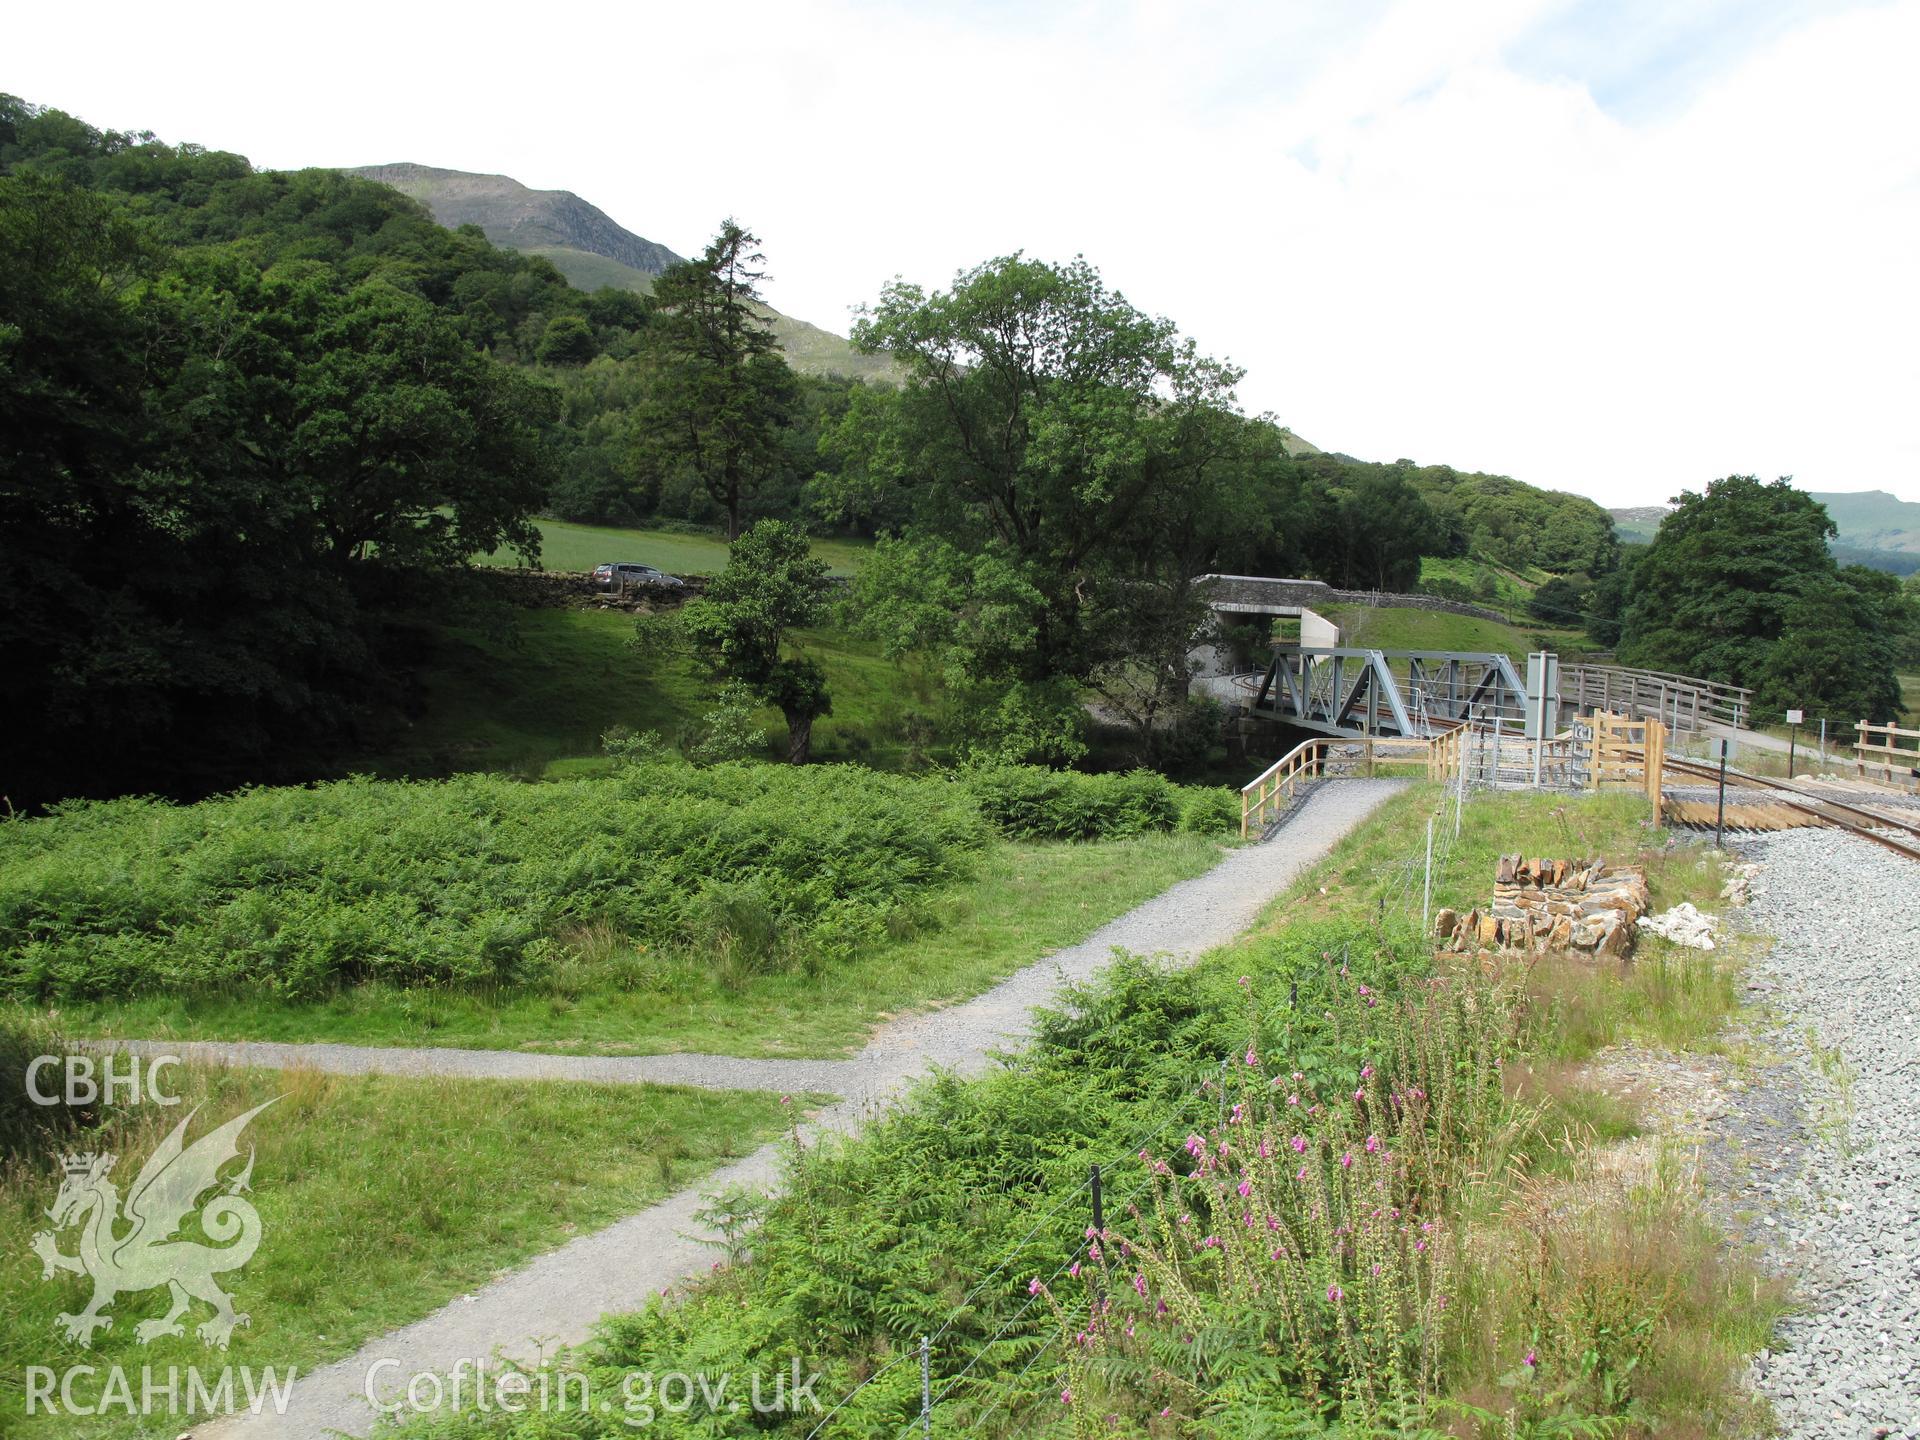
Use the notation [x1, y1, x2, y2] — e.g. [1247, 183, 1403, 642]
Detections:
[593, 562, 686, 591]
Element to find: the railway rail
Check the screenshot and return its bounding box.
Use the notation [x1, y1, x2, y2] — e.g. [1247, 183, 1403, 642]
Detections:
[1658, 755, 1920, 862]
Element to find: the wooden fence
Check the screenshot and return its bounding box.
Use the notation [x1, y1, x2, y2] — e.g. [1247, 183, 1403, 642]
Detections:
[1855, 721, 1920, 789]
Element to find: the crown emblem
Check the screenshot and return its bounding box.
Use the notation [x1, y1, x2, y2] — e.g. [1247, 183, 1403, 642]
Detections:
[62, 1152, 107, 1177]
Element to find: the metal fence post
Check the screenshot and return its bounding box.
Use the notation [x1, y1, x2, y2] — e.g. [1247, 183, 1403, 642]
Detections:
[920, 1334, 931, 1437]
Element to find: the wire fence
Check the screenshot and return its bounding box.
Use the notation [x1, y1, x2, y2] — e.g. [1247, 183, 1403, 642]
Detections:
[804, 771, 1477, 1437]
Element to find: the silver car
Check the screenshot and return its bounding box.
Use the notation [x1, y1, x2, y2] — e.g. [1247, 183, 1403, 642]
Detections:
[593, 562, 686, 591]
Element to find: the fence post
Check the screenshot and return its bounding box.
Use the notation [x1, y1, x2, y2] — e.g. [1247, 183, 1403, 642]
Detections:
[920, 1334, 931, 1438]
[1645, 720, 1664, 809]
[1421, 816, 1434, 938]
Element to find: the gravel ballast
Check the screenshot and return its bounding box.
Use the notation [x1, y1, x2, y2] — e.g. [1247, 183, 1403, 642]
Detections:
[1730, 827, 1920, 1438]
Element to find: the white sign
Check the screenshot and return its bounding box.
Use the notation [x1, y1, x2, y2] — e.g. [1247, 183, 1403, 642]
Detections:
[1786, 709, 1804, 724]
[1712, 738, 1732, 761]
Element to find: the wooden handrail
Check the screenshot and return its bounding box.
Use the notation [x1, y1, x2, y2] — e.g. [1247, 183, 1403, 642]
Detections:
[1240, 739, 1327, 838]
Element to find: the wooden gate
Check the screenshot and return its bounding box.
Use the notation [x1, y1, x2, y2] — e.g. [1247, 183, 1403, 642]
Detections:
[1588, 712, 1665, 805]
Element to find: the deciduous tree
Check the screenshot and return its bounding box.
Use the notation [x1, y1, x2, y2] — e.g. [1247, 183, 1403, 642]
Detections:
[680, 520, 832, 762]
[1619, 476, 1902, 721]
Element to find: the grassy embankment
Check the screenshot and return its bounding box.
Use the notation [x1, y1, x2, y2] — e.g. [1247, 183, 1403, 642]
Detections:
[371, 608, 930, 780]
[1327, 602, 1588, 659]
[1416, 554, 1553, 617]
[0, 1031, 802, 1440]
[46, 833, 1222, 1058]
[2, 764, 1234, 1059]
[381, 785, 1781, 1439]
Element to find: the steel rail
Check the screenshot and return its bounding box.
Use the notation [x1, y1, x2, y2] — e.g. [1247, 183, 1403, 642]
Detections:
[1655, 755, 1920, 862]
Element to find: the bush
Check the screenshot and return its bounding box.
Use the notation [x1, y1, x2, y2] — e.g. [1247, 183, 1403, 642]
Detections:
[963, 766, 1232, 841]
[0, 765, 990, 1003]
[683, 684, 768, 766]
[1179, 787, 1242, 834]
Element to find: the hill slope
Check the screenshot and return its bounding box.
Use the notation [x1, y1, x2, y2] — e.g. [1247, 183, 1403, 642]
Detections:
[1608, 506, 1668, 545]
[1810, 489, 1920, 555]
[1615, 490, 1920, 569]
[347, 162, 896, 382]
[349, 164, 684, 274]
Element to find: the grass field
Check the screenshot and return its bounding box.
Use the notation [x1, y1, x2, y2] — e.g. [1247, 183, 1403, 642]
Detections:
[370, 608, 932, 778]
[1326, 602, 1587, 658]
[476, 519, 871, 577]
[1903, 671, 1919, 727]
[0, 1059, 800, 1439]
[47, 832, 1224, 1059]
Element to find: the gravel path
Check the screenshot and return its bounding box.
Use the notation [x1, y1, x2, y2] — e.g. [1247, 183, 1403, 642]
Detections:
[1724, 828, 1920, 1438]
[190, 779, 1406, 1439]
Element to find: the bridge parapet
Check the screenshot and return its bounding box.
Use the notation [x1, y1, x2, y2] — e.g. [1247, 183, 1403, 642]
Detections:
[1559, 664, 1749, 732]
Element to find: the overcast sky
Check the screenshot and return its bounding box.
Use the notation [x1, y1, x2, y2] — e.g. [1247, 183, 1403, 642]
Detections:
[14, 0, 1920, 507]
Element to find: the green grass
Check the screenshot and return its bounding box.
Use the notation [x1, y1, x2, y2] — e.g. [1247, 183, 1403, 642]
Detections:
[475, 519, 870, 578]
[366, 608, 931, 778]
[1902, 672, 1919, 727]
[0, 1061, 801, 1439]
[1416, 555, 1540, 614]
[363, 789, 1775, 1440]
[1325, 602, 1587, 658]
[46, 832, 1224, 1059]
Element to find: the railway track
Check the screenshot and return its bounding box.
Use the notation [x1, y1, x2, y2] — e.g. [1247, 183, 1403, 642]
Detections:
[1659, 755, 1920, 862]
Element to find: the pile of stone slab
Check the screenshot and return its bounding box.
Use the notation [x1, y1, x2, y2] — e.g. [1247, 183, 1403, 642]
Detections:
[1433, 854, 1650, 958]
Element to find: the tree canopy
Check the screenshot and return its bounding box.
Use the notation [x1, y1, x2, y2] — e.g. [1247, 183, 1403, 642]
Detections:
[835, 254, 1267, 759]
[0, 108, 563, 806]
[1618, 476, 1902, 724]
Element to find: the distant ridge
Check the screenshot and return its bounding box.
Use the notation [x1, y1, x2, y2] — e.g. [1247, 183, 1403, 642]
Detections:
[1608, 505, 1669, 544]
[1611, 489, 1920, 571]
[345, 162, 897, 382]
[348, 164, 684, 275]
[1810, 489, 1920, 556]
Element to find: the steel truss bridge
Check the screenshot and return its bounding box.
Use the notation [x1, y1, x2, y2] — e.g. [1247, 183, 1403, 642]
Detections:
[1245, 647, 1532, 740]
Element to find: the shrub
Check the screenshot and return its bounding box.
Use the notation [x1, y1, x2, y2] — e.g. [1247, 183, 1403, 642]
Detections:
[963, 766, 1203, 841]
[1179, 787, 1241, 834]
[600, 726, 675, 767]
[682, 684, 767, 766]
[0, 765, 989, 1003]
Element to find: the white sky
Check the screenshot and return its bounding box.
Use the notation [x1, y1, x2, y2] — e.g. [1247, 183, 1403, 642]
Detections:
[13, 0, 1920, 507]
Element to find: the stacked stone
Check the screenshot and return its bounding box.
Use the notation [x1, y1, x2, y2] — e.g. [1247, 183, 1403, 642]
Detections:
[1433, 854, 1650, 957]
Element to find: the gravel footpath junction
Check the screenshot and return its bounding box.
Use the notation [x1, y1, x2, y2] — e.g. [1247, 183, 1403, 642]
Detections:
[192, 778, 1407, 1439]
[1732, 827, 1920, 1438]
